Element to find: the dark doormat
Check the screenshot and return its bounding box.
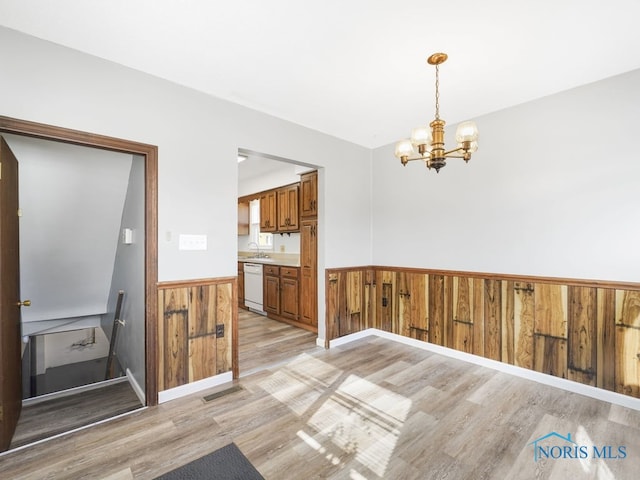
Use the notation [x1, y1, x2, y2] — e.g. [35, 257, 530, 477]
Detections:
[154, 443, 264, 480]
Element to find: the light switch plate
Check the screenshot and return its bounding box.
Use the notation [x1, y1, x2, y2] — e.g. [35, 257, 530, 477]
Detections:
[179, 234, 207, 251]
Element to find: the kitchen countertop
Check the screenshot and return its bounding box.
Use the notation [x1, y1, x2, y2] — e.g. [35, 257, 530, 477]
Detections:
[238, 252, 300, 267]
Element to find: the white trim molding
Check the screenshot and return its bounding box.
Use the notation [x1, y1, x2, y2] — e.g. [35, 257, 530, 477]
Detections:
[158, 372, 233, 404]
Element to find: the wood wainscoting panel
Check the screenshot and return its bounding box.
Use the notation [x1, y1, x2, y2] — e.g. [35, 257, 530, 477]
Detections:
[158, 278, 236, 391]
[501, 280, 515, 364]
[597, 288, 616, 391]
[513, 282, 535, 370]
[159, 288, 189, 390]
[452, 276, 473, 354]
[325, 266, 640, 400]
[215, 282, 233, 375]
[567, 286, 597, 386]
[483, 279, 502, 361]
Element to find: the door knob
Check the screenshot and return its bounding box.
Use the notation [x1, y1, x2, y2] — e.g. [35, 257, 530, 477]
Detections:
[17, 300, 31, 307]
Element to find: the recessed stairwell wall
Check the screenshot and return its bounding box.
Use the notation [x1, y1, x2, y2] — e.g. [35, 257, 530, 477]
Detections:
[101, 155, 146, 395]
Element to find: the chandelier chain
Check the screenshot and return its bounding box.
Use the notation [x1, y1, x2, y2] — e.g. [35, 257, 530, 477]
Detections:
[434, 64, 440, 120]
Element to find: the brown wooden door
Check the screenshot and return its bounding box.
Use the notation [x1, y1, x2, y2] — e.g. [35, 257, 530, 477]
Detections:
[0, 136, 22, 452]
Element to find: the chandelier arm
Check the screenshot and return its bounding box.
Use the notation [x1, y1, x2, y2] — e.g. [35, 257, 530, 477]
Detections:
[403, 156, 428, 162]
[442, 146, 466, 157]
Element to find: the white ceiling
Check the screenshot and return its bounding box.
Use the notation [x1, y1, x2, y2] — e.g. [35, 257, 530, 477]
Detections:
[1, 0, 639, 149]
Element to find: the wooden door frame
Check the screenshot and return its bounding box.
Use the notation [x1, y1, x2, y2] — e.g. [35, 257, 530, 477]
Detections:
[0, 116, 158, 406]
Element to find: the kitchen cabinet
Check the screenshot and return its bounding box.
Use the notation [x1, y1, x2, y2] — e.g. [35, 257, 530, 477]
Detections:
[263, 264, 300, 322]
[264, 265, 280, 315]
[237, 262, 245, 309]
[238, 200, 249, 235]
[280, 267, 300, 321]
[260, 190, 277, 232]
[277, 184, 299, 232]
[300, 219, 317, 328]
[300, 170, 317, 218]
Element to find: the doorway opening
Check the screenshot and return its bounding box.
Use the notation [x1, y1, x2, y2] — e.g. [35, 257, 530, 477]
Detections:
[237, 149, 321, 376]
[0, 116, 158, 451]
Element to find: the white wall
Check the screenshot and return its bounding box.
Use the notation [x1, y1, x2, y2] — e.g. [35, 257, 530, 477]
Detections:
[102, 156, 146, 391]
[0, 27, 373, 343]
[372, 69, 640, 283]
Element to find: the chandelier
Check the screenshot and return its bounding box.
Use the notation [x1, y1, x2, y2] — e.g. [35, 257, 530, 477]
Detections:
[394, 53, 478, 172]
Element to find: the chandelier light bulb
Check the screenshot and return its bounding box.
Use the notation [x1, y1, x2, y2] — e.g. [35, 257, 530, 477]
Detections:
[455, 121, 479, 143]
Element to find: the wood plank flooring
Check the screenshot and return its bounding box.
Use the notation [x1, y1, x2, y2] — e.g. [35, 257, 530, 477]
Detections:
[10, 379, 143, 449]
[2, 331, 640, 479]
[238, 309, 320, 375]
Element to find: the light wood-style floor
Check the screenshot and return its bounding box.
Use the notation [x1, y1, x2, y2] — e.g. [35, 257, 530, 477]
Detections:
[238, 309, 320, 376]
[2, 324, 640, 478]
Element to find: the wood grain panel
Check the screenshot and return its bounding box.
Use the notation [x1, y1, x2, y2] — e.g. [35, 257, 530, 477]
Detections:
[453, 277, 473, 353]
[162, 288, 189, 389]
[533, 335, 567, 379]
[616, 290, 640, 328]
[364, 270, 376, 330]
[615, 326, 640, 397]
[397, 272, 411, 337]
[216, 283, 233, 374]
[513, 283, 535, 370]
[453, 321, 473, 353]
[326, 272, 339, 344]
[444, 276, 454, 348]
[534, 284, 567, 338]
[189, 285, 216, 337]
[567, 286, 597, 385]
[471, 279, 484, 356]
[409, 273, 429, 341]
[502, 281, 515, 364]
[377, 271, 394, 332]
[484, 279, 502, 361]
[346, 271, 362, 315]
[597, 289, 615, 391]
[429, 275, 445, 346]
[189, 336, 216, 382]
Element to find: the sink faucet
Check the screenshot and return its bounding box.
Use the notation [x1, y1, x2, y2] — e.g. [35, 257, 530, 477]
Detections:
[247, 241, 263, 258]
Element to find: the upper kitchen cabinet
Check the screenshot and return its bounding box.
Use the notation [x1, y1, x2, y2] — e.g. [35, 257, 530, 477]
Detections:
[277, 184, 299, 232]
[259, 190, 277, 232]
[300, 170, 318, 219]
[238, 200, 249, 235]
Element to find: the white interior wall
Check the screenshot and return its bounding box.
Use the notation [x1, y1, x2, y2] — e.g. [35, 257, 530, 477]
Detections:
[102, 156, 146, 391]
[371, 69, 640, 283]
[0, 27, 373, 344]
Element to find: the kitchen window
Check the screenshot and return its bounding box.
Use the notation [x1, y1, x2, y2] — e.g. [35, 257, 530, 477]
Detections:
[249, 199, 273, 250]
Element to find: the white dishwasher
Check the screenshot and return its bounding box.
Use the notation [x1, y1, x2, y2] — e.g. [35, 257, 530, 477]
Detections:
[243, 262, 266, 315]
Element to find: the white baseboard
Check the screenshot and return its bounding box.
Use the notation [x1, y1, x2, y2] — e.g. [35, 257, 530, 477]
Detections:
[330, 328, 640, 412]
[126, 368, 146, 405]
[158, 372, 233, 404]
[316, 337, 326, 348]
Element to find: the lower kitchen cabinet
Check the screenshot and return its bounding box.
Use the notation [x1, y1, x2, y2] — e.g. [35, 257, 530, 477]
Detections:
[280, 267, 299, 321]
[263, 264, 302, 324]
[264, 265, 280, 315]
